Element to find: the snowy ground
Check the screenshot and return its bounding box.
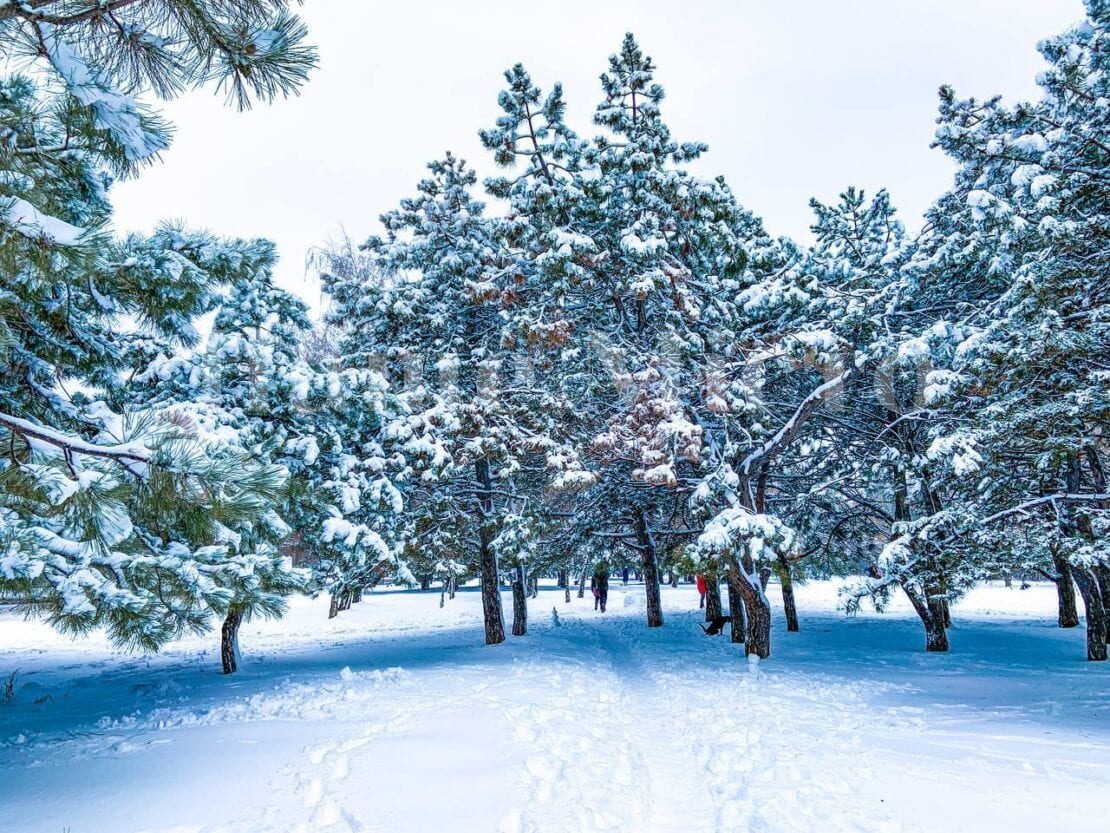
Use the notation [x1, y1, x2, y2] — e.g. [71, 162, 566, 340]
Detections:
[1, 580, 1108, 833]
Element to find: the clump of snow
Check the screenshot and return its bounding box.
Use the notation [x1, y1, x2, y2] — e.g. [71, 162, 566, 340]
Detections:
[40, 23, 168, 162]
[0, 196, 84, 245]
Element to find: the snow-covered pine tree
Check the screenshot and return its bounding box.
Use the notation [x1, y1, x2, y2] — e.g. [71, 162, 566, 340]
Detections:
[773, 187, 969, 652]
[303, 367, 410, 616]
[541, 35, 757, 630]
[0, 165, 300, 651]
[323, 154, 592, 645]
[0, 1, 316, 118]
[118, 235, 319, 670]
[907, 1, 1110, 660]
[0, 1, 317, 654]
[691, 183, 903, 655]
[227, 241, 413, 623]
[477, 62, 603, 608]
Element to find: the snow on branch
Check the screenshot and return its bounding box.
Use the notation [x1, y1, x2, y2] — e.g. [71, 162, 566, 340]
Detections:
[981, 493, 1110, 525]
[0, 196, 84, 245]
[740, 366, 856, 475]
[37, 21, 168, 162]
[0, 412, 149, 465]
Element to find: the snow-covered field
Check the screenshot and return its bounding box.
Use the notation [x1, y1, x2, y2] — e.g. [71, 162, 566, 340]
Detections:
[1, 580, 1108, 833]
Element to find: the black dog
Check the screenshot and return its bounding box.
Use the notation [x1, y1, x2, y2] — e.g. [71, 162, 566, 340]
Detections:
[700, 615, 731, 635]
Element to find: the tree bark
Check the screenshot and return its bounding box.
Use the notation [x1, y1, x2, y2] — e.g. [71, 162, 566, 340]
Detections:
[1065, 453, 1105, 659]
[775, 554, 799, 632]
[726, 574, 745, 644]
[511, 564, 528, 637]
[1052, 550, 1080, 628]
[476, 459, 506, 645]
[221, 608, 243, 675]
[704, 565, 722, 623]
[1093, 565, 1110, 637]
[577, 563, 588, 599]
[635, 509, 664, 628]
[1071, 566, 1108, 661]
[726, 556, 771, 657]
[902, 583, 948, 652]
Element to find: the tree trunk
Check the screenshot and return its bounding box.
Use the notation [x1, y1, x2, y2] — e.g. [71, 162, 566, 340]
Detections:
[328, 593, 339, 619]
[1065, 454, 1106, 658]
[726, 575, 745, 644]
[448, 571, 457, 600]
[420, 574, 432, 591]
[635, 509, 664, 627]
[557, 569, 567, 589]
[726, 555, 771, 658]
[476, 459, 506, 645]
[704, 565, 722, 623]
[511, 565, 528, 637]
[758, 566, 772, 591]
[1052, 550, 1079, 627]
[352, 587, 362, 604]
[221, 608, 243, 675]
[577, 563, 588, 599]
[1071, 566, 1108, 661]
[1093, 565, 1110, 637]
[775, 554, 799, 632]
[902, 583, 948, 652]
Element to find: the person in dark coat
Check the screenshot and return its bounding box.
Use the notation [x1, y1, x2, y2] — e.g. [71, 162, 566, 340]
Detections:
[591, 562, 610, 612]
[622, 567, 630, 586]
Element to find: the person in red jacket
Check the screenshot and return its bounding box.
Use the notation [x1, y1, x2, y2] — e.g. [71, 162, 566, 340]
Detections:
[696, 574, 707, 609]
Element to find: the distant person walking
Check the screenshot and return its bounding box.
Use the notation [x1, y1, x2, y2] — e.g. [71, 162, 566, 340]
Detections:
[622, 567, 630, 586]
[591, 562, 610, 612]
[696, 574, 707, 609]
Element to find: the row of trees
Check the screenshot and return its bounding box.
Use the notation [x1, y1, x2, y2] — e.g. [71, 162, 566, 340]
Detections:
[320, 7, 1109, 661]
[1, 1, 1106, 672]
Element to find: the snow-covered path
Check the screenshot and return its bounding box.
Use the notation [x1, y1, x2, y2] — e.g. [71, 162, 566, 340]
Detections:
[2, 582, 1108, 833]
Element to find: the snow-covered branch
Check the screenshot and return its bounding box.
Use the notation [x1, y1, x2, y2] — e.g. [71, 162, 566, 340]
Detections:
[740, 366, 856, 475]
[981, 493, 1110, 525]
[0, 412, 149, 464]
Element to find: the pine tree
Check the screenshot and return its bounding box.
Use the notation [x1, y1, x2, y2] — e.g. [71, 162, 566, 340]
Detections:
[787, 187, 966, 652]
[0, 1, 316, 118]
[909, 1, 1110, 659]
[0, 1, 316, 656]
[546, 35, 757, 630]
[323, 154, 592, 644]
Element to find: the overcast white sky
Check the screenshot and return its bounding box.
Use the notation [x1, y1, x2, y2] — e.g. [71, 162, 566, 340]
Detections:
[112, 0, 1083, 311]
